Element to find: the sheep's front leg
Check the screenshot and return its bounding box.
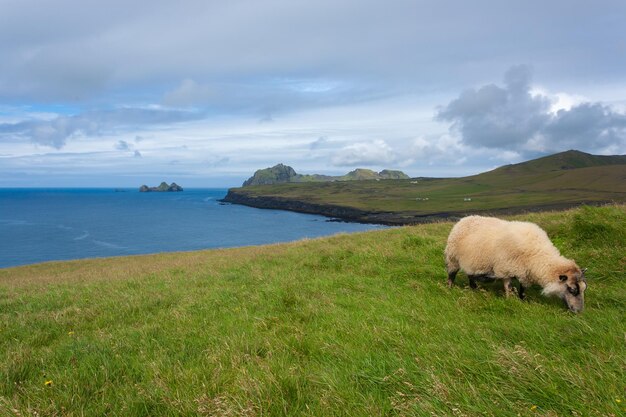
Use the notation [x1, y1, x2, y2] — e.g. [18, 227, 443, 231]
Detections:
[447, 270, 458, 288]
[503, 278, 513, 297]
[468, 275, 477, 289]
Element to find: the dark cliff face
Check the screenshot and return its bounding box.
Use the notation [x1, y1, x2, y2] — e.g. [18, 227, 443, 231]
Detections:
[378, 170, 410, 180]
[222, 189, 369, 220]
[221, 189, 435, 225]
[221, 189, 601, 226]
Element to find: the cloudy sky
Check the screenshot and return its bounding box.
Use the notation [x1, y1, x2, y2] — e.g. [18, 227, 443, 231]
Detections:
[1, 0, 625, 187]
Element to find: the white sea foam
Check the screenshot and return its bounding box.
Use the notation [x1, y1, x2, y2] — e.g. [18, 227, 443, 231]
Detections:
[74, 231, 90, 241]
[92, 240, 127, 250]
[0, 219, 32, 226]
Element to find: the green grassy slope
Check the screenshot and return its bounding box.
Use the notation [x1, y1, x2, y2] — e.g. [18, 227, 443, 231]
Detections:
[1, 205, 625, 416]
[489, 149, 626, 175]
[228, 151, 626, 218]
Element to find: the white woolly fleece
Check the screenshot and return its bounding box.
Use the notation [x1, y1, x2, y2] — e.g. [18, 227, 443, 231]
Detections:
[445, 215, 579, 289]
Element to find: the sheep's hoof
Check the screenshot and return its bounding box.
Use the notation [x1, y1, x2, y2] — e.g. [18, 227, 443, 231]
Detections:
[447, 271, 457, 288]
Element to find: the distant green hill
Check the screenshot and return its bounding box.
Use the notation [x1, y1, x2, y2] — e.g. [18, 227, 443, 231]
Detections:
[242, 164, 409, 186]
[224, 150, 626, 224]
[487, 149, 626, 175]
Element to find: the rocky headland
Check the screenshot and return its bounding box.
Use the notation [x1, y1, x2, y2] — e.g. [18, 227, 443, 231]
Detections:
[221, 189, 454, 225]
[242, 163, 409, 187]
[221, 151, 626, 225]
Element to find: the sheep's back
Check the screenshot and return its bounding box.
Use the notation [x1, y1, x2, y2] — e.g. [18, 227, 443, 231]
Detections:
[446, 216, 508, 271]
[446, 216, 555, 277]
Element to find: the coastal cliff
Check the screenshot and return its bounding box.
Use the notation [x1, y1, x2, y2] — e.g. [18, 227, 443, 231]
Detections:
[221, 189, 604, 226]
[223, 151, 626, 225]
[221, 189, 450, 225]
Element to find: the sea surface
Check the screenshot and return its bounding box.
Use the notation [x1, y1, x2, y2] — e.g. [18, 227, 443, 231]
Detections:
[0, 188, 385, 269]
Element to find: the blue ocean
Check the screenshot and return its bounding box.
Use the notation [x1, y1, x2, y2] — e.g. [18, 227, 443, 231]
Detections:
[0, 188, 385, 269]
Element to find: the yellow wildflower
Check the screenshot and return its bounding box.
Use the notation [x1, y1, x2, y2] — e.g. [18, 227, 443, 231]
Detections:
[68, 331, 75, 336]
[530, 405, 538, 411]
[617, 398, 622, 403]
[44, 380, 53, 386]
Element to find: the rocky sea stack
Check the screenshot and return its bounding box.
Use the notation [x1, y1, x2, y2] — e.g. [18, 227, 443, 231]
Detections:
[139, 182, 183, 192]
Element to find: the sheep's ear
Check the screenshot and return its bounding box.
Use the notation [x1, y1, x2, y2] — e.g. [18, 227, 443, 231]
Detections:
[559, 275, 568, 282]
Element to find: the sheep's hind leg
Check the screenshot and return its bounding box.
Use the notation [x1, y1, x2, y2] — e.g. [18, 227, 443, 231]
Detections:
[503, 278, 513, 297]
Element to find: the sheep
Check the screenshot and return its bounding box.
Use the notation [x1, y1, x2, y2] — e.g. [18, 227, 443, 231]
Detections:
[445, 215, 587, 313]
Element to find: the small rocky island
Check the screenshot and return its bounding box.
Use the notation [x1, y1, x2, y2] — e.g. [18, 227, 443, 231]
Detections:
[139, 182, 183, 192]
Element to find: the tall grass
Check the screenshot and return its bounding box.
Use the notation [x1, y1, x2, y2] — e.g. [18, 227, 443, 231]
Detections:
[1, 205, 624, 416]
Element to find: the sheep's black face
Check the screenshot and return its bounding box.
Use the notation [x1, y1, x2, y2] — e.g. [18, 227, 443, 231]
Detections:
[561, 269, 587, 313]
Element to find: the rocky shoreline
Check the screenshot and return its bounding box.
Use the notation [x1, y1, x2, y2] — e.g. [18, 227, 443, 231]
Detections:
[221, 189, 605, 226]
[220, 189, 455, 225]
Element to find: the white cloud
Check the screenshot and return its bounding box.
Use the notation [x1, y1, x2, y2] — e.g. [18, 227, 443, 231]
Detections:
[331, 139, 396, 166]
[115, 140, 131, 151]
[1, 1, 624, 104]
[309, 136, 331, 150]
[162, 79, 215, 107]
[531, 87, 587, 114]
[0, 107, 204, 148]
[438, 66, 626, 156]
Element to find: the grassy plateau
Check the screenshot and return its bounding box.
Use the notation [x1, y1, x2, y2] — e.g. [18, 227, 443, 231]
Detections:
[1, 204, 625, 416]
[226, 151, 626, 222]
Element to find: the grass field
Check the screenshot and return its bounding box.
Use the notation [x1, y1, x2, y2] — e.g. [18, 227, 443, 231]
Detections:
[1, 205, 625, 416]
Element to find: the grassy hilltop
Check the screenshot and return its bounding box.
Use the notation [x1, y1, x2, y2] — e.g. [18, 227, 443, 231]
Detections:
[224, 150, 626, 223]
[1, 204, 625, 416]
